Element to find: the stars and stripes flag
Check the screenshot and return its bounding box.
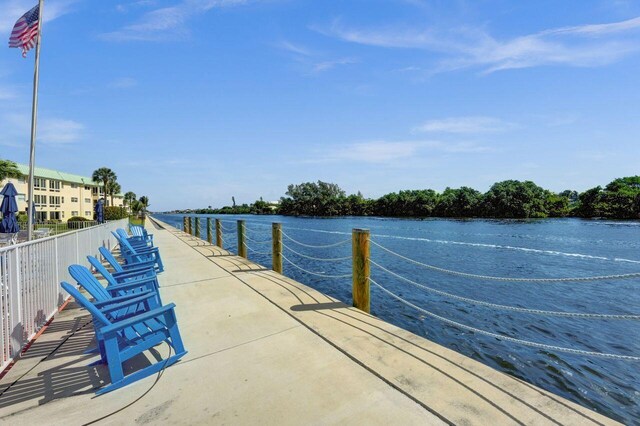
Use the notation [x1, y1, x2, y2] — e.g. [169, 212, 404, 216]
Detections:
[8, 4, 40, 58]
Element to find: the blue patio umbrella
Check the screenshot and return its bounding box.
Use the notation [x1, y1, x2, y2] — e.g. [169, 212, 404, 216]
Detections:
[0, 182, 20, 233]
[95, 199, 104, 223]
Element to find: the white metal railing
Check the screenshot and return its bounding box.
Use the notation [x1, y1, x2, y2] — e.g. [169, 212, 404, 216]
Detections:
[0, 218, 129, 371]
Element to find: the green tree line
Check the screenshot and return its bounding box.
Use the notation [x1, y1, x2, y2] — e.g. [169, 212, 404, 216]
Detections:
[188, 177, 640, 220]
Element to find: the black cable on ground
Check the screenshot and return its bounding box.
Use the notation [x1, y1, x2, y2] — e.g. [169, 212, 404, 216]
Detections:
[82, 342, 173, 426]
[0, 319, 94, 399]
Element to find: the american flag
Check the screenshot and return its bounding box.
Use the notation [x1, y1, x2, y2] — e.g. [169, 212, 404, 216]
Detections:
[8, 4, 40, 58]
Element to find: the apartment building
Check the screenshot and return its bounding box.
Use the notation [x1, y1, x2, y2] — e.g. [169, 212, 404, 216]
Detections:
[0, 163, 124, 222]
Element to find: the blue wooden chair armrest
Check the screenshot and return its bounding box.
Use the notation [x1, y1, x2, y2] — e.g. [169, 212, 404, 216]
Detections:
[107, 276, 158, 293]
[93, 290, 154, 308]
[101, 303, 177, 334]
[98, 292, 158, 314]
[111, 268, 156, 281]
[121, 260, 155, 270]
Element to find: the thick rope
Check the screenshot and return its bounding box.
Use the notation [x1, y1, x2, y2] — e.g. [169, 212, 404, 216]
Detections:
[281, 254, 352, 279]
[281, 230, 350, 249]
[242, 241, 271, 255]
[370, 279, 640, 361]
[371, 240, 640, 283]
[370, 260, 640, 320]
[244, 234, 272, 245]
[283, 243, 352, 262]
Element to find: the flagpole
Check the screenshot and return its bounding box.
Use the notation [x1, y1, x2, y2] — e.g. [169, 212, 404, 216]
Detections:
[26, 0, 44, 241]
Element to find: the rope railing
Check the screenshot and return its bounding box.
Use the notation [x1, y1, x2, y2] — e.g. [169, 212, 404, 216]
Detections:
[370, 278, 640, 361]
[242, 241, 271, 255]
[370, 260, 640, 320]
[282, 243, 352, 262]
[281, 254, 352, 279]
[371, 239, 640, 283]
[281, 230, 351, 249]
[244, 234, 272, 245]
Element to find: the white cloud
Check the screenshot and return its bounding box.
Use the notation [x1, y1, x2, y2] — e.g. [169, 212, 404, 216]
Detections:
[109, 77, 138, 88]
[276, 39, 357, 73]
[315, 15, 640, 73]
[414, 116, 514, 134]
[320, 140, 491, 164]
[39, 119, 84, 144]
[0, 87, 18, 100]
[0, 0, 79, 32]
[102, 0, 252, 41]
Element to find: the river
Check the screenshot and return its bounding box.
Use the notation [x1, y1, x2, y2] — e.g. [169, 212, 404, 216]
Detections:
[154, 214, 640, 424]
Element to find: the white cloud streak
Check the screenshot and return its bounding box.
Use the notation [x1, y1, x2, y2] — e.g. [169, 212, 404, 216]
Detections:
[321, 140, 492, 164]
[414, 116, 514, 134]
[315, 16, 640, 73]
[0, 0, 79, 32]
[102, 0, 252, 41]
[276, 39, 357, 73]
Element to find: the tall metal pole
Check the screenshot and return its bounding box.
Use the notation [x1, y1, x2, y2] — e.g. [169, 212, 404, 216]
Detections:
[26, 0, 45, 241]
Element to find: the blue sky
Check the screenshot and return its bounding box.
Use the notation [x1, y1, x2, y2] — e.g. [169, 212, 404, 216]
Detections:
[1, 0, 639, 210]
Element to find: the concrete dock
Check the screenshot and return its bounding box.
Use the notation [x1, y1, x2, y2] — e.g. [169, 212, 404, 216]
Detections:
[0, 218, 619, 425]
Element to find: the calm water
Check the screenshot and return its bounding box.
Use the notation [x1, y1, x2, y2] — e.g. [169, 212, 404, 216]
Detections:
[155, 214, 640, 424]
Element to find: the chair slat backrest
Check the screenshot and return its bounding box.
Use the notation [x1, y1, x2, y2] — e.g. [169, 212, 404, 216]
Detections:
[131, 226, 143, 237]
[99, 247, 125, 272]
[68, 264, 111, 301]
[87, 256, 118, 287]
[60, 282, 111, 327]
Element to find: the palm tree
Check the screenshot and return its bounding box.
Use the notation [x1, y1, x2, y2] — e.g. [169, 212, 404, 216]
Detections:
[0, 159, 24, 182]
[139, 196, 149, 216]
[92, 167, 117, 206]
[106, 181, 121, 207]
[124, 191, 137, 212]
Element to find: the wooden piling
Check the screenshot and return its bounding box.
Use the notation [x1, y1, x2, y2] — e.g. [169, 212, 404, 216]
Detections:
[272, 223, 282, 274]
[207, 218, 213, 244]
[183, 216, 188, 233]
[215, 219, 223, 248]
[352, 228, 370, 313]
[238, 220, 247, 258]
[195, 217, 201, 238]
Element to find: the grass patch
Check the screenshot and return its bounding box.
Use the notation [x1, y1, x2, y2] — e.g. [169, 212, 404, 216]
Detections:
[129, 216, 145, 226]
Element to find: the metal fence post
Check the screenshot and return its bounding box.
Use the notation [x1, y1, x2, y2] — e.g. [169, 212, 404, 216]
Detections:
[238, 220, 247, 258]
[272, 223, 282, 273]
[352, 228, 370, 313]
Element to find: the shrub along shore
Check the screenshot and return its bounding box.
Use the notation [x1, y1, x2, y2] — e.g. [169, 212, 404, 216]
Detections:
[181, 176, 640, 220]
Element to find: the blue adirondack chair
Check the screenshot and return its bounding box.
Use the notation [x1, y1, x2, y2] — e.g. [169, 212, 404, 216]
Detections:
[99, 247, 156, 275]
[88, 255, 158, 287]
[130, 225, 153, 246]
[60, 282, 187, 395]
[117, 229, 150, 249]
[113, 232, 164, 272]
[69, 264, 161, 305]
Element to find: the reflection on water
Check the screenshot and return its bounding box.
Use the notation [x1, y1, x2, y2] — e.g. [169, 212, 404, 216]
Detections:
[156, 214, 640, 424]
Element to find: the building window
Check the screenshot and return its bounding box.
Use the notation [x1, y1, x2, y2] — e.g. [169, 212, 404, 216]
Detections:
[49, 212, 61, 220]
[49, 180, 61, 192]
[71, 197, 78, 202]
[34, 178, 46, 190]
[84, 198, 91, 203]
[72, 211, 78, 216]
[85, 211, 91, 217]
[36, 211, 47, 222]
[49, 196, 61, 206]
[34, 194, 46, 206]
[71, 183, 78, 188]
[84, 186, 91, 191]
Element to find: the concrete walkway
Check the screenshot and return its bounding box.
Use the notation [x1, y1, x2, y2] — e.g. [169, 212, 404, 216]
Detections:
[0, 219, 619, 425]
